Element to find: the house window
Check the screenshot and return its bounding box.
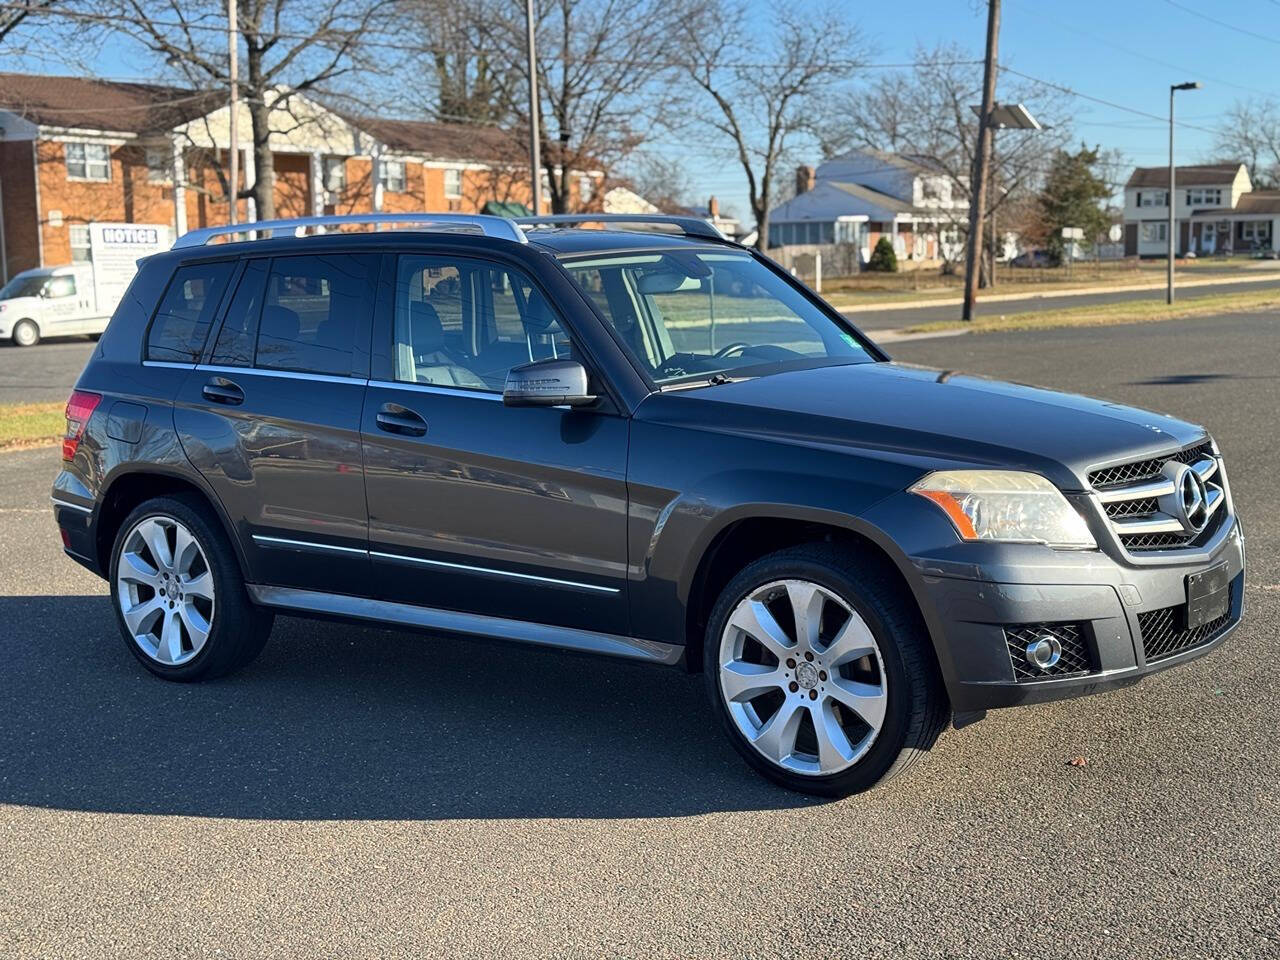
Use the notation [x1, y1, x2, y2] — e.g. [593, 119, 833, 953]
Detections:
[1140, 222, 1168, 243]
[66, 142, 110, 181]
[144, 146, 171, 183]
[1185, 188, 1222, 206]
[70, 225, 91, 262]
[1240, 221, 1271, 244]
[381, 159, 406, 193]
[322, 156, 347, 194]
[444, 168, 463, 198]
[1137, 191, 1167, 208]
[579, 175, 594, 203]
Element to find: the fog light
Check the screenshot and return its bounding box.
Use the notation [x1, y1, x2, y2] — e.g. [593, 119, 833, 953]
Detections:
[1025, 635, 1063, 672]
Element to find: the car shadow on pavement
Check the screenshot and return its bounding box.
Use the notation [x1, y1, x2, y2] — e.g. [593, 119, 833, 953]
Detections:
[0, 595, 816, 820]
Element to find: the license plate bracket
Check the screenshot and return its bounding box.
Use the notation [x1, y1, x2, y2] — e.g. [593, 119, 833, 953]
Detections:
[1186, 561, 1230, 629]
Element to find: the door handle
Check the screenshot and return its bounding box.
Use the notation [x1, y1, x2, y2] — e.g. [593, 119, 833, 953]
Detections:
[202, 376, 245, 405]
[376, 402, 427, 437]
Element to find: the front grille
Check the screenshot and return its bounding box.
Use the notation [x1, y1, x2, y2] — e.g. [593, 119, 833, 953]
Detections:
[1138, 588, 1235, 662]
[1089, 441, 1213, 490]
[1088, 439, 1228, 555]
[1004, 623, 1093, 681]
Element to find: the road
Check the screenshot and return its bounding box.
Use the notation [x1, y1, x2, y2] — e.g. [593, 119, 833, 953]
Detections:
[1, 313, 1277, 958]
[845, 274, 1280, 329]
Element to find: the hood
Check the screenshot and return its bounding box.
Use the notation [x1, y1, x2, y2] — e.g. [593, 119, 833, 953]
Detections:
[641, 361, 1206, 490]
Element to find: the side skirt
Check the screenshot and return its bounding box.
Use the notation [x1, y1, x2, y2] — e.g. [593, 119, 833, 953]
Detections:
[245, 584, 685, 666]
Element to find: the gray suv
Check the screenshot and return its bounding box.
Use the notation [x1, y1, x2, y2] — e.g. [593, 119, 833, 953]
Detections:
[52, 213, 1245, 796]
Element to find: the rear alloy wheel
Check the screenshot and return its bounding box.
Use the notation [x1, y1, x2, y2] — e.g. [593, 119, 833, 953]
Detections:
[109, 494, 272, 681]
[115, 515, 215, 667]
[705, 545, 948, 796]
[12, 320, 39, 347]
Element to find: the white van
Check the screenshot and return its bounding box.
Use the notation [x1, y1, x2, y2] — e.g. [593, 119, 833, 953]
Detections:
[0, 222, 171, 346]
[0, 264, 106, 346]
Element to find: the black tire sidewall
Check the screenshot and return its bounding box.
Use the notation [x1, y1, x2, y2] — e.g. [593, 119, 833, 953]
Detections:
[703, 550, 919, 797]
[108, 494, 252, 681]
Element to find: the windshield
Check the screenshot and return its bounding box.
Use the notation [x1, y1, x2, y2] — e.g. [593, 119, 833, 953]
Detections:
[559, 249, 873, 384]
[0, 274, 48, 300]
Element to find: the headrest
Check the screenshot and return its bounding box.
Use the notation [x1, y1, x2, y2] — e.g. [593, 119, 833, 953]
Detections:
[260, 304, 301, 342]
[410, 300, 444, 353]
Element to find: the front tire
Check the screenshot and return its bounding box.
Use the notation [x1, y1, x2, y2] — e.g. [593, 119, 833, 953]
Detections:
[12, 319, 39, 347]
[704, 544, 948, 797]
[109, 494, 272, 681]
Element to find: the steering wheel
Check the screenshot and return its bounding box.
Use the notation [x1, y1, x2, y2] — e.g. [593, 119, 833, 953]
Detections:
[712, 342, 752, 359]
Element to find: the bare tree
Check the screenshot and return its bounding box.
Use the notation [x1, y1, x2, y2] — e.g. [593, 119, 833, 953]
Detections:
[0, 0, 60, 44]
[671, 0, 866, 249]
[821, 44, 1072, 278]
[1213, 99, 1280, 188]
[110, 0, 399, 219]
[411, 0, 508, 124]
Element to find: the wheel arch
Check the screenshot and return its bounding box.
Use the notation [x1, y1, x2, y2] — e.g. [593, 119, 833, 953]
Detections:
[95, 468, 248, 579]
[680, 507, 945, 682]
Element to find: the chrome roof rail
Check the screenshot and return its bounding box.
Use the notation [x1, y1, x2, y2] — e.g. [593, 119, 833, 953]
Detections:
[172, 212, 527, 249]
[515, 214, 728, 241]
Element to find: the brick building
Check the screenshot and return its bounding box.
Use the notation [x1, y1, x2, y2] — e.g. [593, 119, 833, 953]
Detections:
[0, 72, 598, 282]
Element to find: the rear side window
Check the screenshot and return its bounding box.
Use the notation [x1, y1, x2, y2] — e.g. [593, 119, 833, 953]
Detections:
[146, 261, 234, 362]
[255, 253, 379, 376]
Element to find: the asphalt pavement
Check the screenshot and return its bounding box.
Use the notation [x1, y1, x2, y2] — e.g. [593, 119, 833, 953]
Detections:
[0, 312, 1277, 957]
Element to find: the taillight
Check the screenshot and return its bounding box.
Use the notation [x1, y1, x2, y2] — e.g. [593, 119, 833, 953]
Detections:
[63, 390, 101, 462]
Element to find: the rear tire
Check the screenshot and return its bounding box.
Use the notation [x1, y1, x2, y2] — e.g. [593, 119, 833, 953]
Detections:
[704, 543, 948, 797]
[12, 320, 39, 347]
[109, 493, 272, 681]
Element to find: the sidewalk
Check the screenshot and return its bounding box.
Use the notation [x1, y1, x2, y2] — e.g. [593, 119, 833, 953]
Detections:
[839, 267, 1280, 314]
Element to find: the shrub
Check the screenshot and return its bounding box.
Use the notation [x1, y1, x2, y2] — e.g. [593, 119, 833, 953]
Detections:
[867, 236, 898, 272]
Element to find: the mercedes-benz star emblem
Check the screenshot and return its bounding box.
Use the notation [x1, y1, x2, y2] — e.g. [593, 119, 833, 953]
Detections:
[1178, 465, 1208, 532]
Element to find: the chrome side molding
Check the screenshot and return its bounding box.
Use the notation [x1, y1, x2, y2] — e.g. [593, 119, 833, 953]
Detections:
[245, 584, 684, 666]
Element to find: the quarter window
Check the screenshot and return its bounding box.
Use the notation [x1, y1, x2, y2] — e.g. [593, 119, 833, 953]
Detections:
[66, 142, 111, 181]
[146, 261, 235, 362]
[255, 253, 379, 377]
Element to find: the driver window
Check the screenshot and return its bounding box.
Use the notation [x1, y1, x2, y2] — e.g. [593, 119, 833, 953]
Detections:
[46, 276, 76, 298]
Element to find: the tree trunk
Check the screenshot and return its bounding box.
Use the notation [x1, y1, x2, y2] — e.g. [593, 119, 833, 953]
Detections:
[248, 96, 274, 221]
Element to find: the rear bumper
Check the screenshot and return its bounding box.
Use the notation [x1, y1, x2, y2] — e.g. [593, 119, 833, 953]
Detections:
[909, 516, 1246, 715]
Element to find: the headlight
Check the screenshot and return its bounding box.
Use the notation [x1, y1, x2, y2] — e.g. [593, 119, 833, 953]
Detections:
[910, 470, 1096, 548]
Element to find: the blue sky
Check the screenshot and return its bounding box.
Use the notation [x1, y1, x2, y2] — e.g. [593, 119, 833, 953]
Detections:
[75, 0, 1278, 220]
[682, 0, 1274, 218]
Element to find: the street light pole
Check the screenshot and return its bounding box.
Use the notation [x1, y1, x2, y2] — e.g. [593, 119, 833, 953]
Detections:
[1168, 81, 1202, 305]
[228, 0, 238, 226]
[963, 0, 1000, 322]
[525, 0, 542, 215]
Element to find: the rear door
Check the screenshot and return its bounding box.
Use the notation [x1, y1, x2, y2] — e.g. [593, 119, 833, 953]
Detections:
[360, 250, 630, 635]
[173, 251, 379, 596]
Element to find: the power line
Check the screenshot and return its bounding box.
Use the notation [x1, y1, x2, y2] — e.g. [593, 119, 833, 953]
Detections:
[1161, 0, 1280, 47]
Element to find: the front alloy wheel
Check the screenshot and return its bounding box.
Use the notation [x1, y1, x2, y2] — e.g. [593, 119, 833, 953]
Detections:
[115, 515, 215, 666]
[718, 579, 888, 776]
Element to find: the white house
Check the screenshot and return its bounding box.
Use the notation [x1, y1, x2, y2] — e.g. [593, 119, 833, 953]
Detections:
[766, 149, 967, 264]
[1122, 163, 1280, 256]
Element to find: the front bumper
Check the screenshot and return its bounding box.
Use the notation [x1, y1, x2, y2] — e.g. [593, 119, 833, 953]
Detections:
[899, 512, 1246, 715]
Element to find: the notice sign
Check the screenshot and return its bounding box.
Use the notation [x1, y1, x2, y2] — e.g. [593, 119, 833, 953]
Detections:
[88, 222, 171, 314]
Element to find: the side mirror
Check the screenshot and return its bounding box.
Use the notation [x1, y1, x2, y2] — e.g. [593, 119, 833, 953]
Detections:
[503, 357, 596, 407]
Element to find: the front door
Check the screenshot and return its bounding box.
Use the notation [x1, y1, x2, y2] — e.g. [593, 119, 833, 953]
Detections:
[360, 251, 630, 635]
[173, 251, 379, 596]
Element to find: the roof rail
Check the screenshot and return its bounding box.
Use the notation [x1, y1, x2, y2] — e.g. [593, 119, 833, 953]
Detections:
[172, 212, 527, 249]
[515, 214, 728, 241]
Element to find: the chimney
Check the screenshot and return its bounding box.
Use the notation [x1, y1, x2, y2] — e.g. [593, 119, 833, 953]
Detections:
[796, 164, 816, 195]
[708, 195, 720, 219]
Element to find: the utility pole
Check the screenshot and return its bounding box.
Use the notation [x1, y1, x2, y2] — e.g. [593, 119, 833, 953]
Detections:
[525, 0, 542, 215]
[228, 0, 239, 226]
[963, 0, 1000, 322]
[1168, 81, 1202, 304]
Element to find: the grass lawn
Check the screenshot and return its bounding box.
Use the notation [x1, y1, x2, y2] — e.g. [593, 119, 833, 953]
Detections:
[0, 402, 64, 451]
[902, 288, 1280, 335]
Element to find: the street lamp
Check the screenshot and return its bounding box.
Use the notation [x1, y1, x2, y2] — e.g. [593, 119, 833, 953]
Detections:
[1169, 81, 1202, 304]
[971, 103, 1042, 288]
